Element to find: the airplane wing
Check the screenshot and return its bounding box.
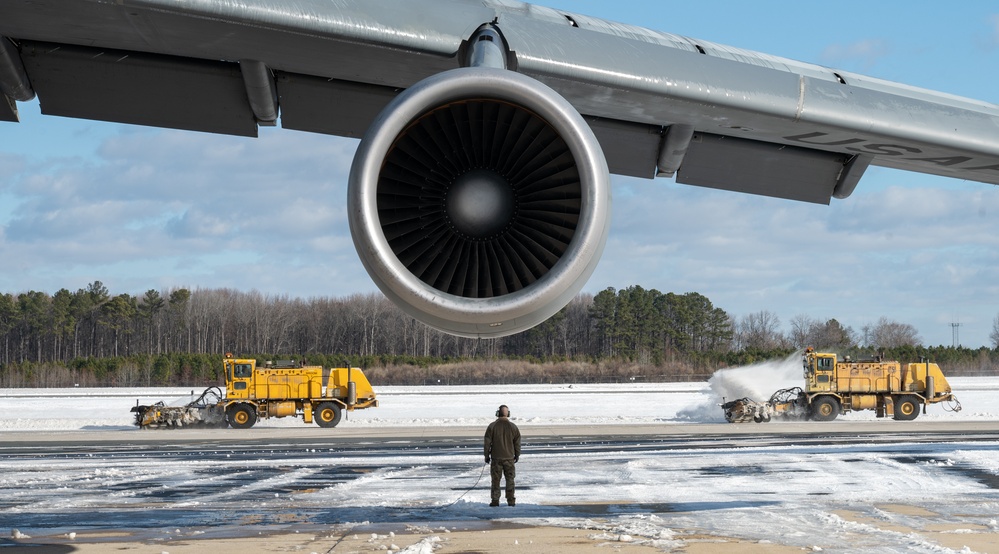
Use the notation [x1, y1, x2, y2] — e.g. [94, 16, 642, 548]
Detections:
[3, 0, 998, 338]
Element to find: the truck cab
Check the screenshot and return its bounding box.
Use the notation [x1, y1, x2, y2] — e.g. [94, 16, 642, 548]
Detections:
[803, 349, 836, 393]
[224, 357, 256, 400]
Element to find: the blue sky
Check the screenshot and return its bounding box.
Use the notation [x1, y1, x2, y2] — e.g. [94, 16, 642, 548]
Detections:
[1, 1, 998, 347]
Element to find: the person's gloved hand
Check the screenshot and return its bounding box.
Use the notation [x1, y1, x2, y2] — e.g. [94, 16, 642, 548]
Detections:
[514, 456, 519, 463]
[484, 456, 490, 463]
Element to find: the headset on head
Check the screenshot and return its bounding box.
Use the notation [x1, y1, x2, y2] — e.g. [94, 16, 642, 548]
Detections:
[495, 404, 510, 417]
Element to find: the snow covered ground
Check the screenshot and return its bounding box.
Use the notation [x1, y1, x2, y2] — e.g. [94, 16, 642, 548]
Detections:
[2, 357, 998, 552]
[0, 356, 990, 431]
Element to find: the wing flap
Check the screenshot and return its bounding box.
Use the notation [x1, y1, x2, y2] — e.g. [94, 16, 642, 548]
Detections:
[0, 95, 16, 122]
[583, 117, 661, 179]
[21, 41, 257, 136]
[278, 73, 398, 139]
[678, 133, 851, 205]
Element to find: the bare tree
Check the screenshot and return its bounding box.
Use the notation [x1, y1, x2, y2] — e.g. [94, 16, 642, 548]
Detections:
[789, 314, 818, 348]
[736, 310, 783, 350]
[807, 318, 855, 350]
[869, 317, 922, 349]
[563, 294, 593, 357]
[990, 313, 999, 349]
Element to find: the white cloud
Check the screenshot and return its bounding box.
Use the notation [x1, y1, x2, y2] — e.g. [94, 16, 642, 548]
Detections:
[590, 173, 999, 347]
[0, 128, 370, 296]
[2, 120, 998, 346]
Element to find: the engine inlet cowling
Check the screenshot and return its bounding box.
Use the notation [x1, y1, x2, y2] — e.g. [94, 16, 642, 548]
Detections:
[349, 67, 610, 338]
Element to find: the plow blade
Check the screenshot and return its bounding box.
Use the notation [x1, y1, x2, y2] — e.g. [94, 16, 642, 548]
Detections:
[131, 387, 227, 429]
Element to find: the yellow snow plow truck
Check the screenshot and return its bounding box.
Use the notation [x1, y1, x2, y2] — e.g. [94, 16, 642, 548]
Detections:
[131, 354, 378, 429]
[721, 348, 961, 423]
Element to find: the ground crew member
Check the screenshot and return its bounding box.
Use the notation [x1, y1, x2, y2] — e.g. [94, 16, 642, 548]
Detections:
[484, 404, 521, 506]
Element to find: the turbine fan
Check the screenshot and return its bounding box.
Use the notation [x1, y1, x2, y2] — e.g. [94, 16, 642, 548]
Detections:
[349, 67, 609, 338]
[378, 99, 582, 298]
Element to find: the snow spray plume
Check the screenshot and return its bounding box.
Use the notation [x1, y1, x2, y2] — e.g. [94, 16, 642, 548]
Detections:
[676, 351, 804, 422]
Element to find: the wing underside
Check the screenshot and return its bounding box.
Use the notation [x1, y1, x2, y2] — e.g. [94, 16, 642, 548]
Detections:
[2, 0, 998, 205]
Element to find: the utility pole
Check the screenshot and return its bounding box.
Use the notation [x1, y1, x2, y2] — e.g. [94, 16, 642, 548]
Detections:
[950, 322, 962, 348]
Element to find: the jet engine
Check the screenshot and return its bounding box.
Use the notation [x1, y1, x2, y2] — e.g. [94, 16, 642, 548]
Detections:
[348, 67, 610, 338]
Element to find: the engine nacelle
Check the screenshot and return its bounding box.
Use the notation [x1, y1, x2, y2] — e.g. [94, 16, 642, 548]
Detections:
[348, 67, 610, 338]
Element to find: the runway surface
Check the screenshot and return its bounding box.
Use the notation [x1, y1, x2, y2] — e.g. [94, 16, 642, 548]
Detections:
[4, 374, 999, 552]
[4, 421, 999, 548]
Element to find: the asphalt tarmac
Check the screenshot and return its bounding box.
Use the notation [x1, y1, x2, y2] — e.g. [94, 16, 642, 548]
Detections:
[4, 421, 999, 552]
[6, 418, 999, 446]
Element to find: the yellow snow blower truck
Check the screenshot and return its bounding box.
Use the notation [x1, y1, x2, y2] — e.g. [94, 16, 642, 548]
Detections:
[132, 354, 378, 429]
[721, 348, 961, 423]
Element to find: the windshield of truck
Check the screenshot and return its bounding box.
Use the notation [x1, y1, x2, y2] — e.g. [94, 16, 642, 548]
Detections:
[234, 363, 253, 378]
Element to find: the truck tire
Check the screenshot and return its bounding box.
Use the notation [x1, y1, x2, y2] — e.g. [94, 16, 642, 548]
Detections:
[893, 395, 921, 421]
[227, 404, 257, 429]
[810, 396, 840, 422]
[314, 402, 342, 428]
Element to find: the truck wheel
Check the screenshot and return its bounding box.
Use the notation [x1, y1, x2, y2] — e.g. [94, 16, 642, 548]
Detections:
[314, 402, 342, 428]
[810, 396, 840, 422]
[893, 395, 921, 421]
[227, 404, 257, 429]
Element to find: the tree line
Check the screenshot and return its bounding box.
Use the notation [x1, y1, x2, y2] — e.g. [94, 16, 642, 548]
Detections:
[1, 282, 996, 387]
[0, 282, 740, 365]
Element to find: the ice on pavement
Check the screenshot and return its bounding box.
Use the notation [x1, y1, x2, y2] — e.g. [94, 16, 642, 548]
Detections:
[1, 372, 997, 552]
